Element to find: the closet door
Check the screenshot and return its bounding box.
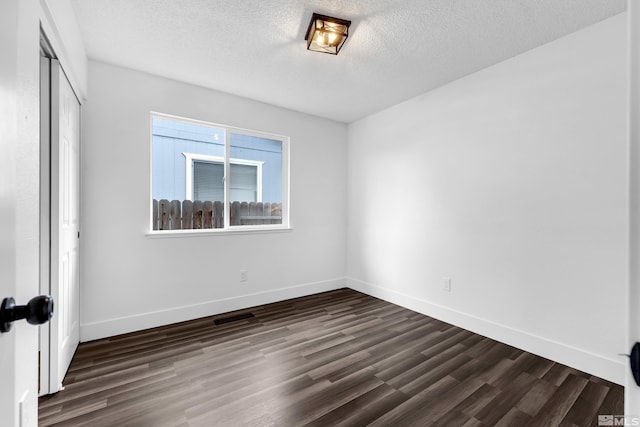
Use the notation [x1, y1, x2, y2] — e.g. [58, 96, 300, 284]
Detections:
[49, 58, 81, 393]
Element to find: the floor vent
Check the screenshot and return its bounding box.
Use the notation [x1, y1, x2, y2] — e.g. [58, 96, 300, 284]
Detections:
[214, 312, 255, 325]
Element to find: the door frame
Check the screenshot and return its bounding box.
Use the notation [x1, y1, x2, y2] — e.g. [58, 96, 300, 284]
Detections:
[628, 0, 640, 417]
[39, 51, 52, 396]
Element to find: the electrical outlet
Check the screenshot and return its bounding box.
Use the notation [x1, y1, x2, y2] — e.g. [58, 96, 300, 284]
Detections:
[240, 270, 248, 282]
[442, 278, 451, 292]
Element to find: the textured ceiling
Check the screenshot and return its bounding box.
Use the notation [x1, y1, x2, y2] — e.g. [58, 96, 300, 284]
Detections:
[70, 0, 626, 123]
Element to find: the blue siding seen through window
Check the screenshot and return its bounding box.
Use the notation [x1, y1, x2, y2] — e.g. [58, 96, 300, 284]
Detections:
[152, 117, 282, 202]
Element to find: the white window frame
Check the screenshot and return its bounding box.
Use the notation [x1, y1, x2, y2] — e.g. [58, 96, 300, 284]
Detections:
[149, 111, 290, 234]
[184, 153, 263, 202]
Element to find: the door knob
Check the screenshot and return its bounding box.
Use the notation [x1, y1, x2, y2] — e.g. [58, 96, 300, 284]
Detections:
[0, 295, 54, 333]
[631, 342, 640, 387]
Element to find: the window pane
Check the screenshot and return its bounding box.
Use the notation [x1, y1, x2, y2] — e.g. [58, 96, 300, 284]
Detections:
[230, 133, 282, 226]
[193, 161, 223, 201]
[230, 164, 257, 201]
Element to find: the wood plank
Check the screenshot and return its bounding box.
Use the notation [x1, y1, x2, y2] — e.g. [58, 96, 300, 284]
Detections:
[213, 201, 223, 228]
[230, 201, 240, 226]
[192, 200, 203, 229]
[271, 202, 282, 224]
[158, 199, 170, 230]
[202, 201, 213, 229]
[152, 199, 159, 230]
[561, 380, 610, 426]
[249, 201, 258, 225]
[181, 200, 193, 229]
[239, 201, 249, 225]
[516, 379, 558, 417]
[169, 199, 181, 229]
[261, 202, 269, 225]
[475, 371, 539, 426]
[525, 374, 589, 427]
[495, 407, 532, 427]
[455, 383, 502, 418]
[304, 383, 408, 427]
[594, 382, 625, 424]
[368, 375, 460, 426]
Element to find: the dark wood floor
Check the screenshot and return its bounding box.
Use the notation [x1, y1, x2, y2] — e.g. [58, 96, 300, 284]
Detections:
[39, 288, 623, 426]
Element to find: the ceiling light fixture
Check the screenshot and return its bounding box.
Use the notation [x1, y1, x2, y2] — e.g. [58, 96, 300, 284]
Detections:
[305, 13, 351, 55]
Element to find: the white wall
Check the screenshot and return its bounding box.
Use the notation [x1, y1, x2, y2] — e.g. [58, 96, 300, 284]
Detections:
[80, 61, 348, 341]
[347, 14, 628, 384]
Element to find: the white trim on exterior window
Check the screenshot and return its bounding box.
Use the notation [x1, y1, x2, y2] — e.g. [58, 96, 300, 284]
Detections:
[183, 152, 263, 201]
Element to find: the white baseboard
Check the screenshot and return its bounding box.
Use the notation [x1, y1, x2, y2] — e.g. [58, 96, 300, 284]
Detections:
[80, 277, 346, 342]
[347, 277, 625, 385]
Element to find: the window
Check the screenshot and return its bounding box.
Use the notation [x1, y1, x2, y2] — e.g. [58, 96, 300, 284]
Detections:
[151, 113, 289, 231]
[185, 154, 263, 202]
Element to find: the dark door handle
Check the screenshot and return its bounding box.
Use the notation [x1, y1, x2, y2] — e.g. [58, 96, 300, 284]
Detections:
[631, 342, 640, 387]
[0, 295, 54, 333]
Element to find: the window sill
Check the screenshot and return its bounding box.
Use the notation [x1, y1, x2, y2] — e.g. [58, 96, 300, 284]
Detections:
[146, 226, 293, 238]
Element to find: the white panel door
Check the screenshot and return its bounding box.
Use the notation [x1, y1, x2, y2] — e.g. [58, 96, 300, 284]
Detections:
[1, 0, 40, 424]
[0, 2, 22, 420]
[49, 59, 81, 392]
